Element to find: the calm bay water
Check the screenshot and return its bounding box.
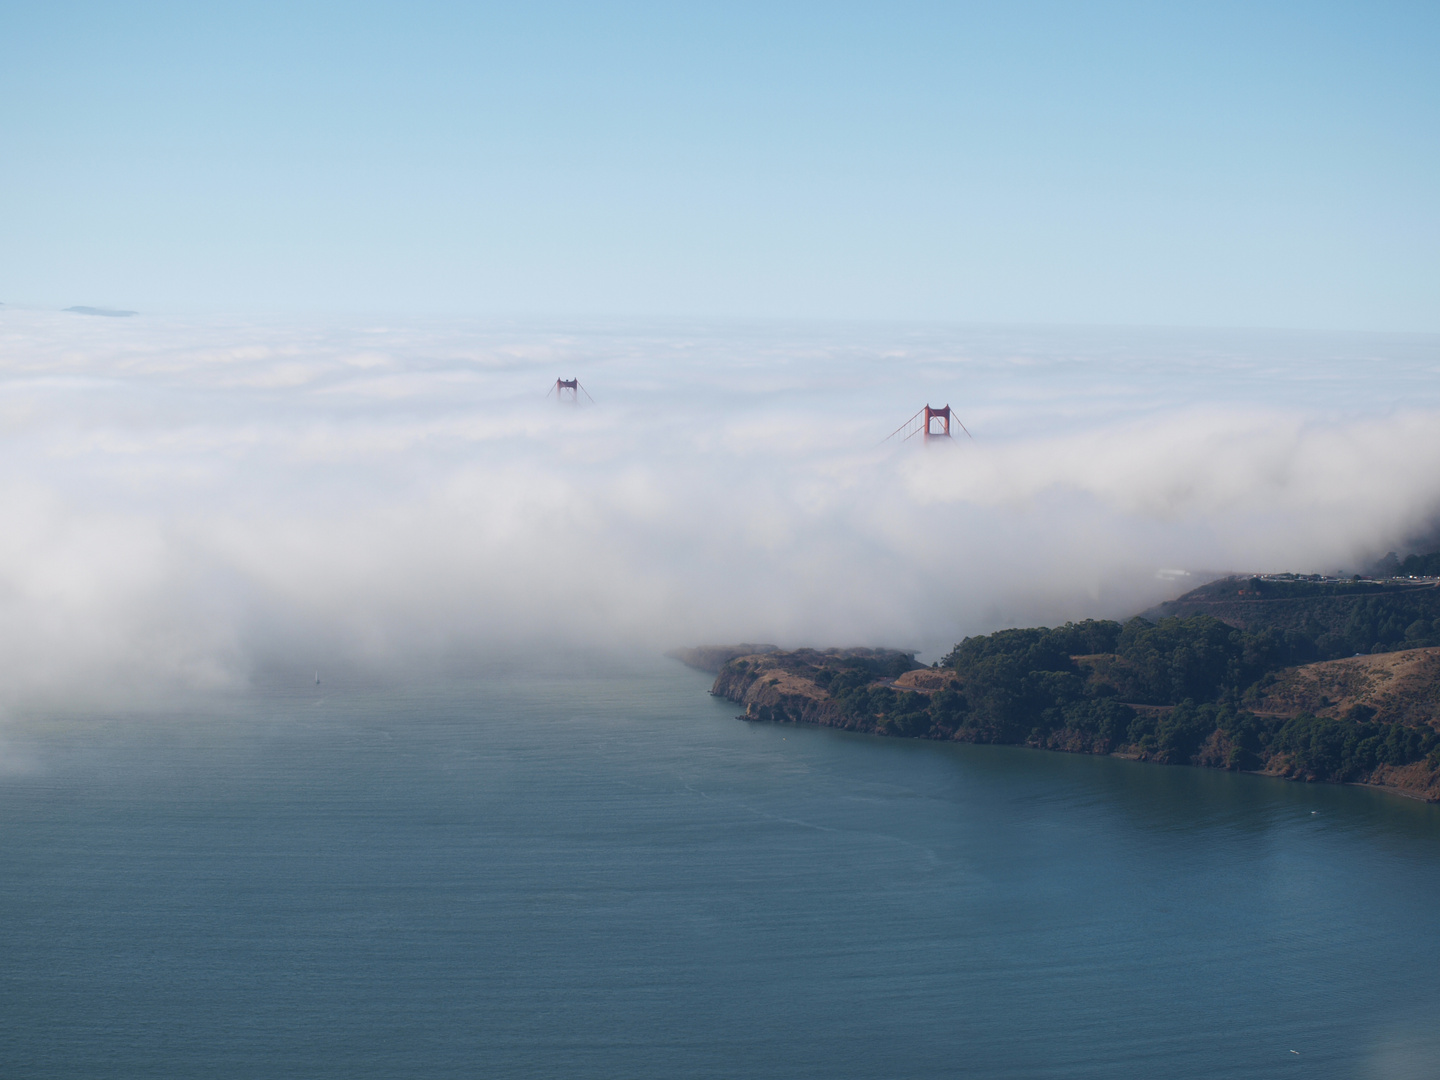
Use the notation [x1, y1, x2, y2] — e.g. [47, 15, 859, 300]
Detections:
[2, 659, 1439, 1079]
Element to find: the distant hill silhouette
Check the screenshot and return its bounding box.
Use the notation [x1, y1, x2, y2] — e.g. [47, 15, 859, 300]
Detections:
[65, 306, 137, 317]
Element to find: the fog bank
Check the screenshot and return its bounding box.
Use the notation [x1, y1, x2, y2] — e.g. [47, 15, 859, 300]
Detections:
[1, 310, 1438, 708]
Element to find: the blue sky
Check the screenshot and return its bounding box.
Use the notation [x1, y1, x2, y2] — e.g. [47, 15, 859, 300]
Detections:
[3, 1, 1437, 329]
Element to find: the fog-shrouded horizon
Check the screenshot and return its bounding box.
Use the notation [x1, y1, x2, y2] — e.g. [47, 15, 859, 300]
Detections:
[0, 308, 1438, 713]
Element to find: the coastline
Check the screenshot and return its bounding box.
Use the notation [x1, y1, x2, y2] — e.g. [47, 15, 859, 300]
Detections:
[691, 644, 1440, 803]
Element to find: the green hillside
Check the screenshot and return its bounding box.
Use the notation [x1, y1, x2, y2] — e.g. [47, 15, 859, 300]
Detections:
[1156, 575, 1440, 658]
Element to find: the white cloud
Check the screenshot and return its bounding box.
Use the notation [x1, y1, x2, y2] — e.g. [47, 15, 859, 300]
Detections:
[0, 310, 1437, 709]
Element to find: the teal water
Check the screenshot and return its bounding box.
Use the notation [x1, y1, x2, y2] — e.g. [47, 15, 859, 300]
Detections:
[3, 659, 1439, 1078]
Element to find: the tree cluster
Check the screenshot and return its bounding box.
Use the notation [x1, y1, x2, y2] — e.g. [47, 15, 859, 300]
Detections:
[824, 611, 1440, 779]
[1370, 550, 1440, 578]
[1169, 575, 1440, 657]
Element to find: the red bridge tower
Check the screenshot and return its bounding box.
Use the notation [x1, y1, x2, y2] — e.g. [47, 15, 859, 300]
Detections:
[922, 405, 952, 441]
[548, 378, 594, 404]
[885, 404, 973, 444]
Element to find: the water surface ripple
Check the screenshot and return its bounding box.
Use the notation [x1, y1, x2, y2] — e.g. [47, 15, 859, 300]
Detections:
[2, 660, 1438, 1078]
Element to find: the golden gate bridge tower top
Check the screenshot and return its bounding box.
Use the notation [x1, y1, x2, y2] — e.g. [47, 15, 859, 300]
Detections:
[885, 404, 973, 444]
[548, 378, 595, 404]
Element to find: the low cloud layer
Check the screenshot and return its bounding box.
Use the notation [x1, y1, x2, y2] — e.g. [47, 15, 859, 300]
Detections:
[1, 310, 1438, 709]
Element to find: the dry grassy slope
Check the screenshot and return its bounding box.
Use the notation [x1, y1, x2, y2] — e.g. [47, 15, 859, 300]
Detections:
[1250, 646, 1440, 728]
[893, 669, 959, 691]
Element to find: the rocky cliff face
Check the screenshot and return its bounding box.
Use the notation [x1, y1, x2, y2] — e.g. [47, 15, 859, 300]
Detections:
[708, 647, 925, 733]
[711, 661, 844, 727]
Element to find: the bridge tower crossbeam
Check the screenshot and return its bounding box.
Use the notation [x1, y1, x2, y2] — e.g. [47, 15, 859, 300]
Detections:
[549, 378, 594, 404]
[884, 404, 973, 445]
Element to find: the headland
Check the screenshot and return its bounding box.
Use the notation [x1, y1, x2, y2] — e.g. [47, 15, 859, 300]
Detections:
[682, 569, 1440, 802]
